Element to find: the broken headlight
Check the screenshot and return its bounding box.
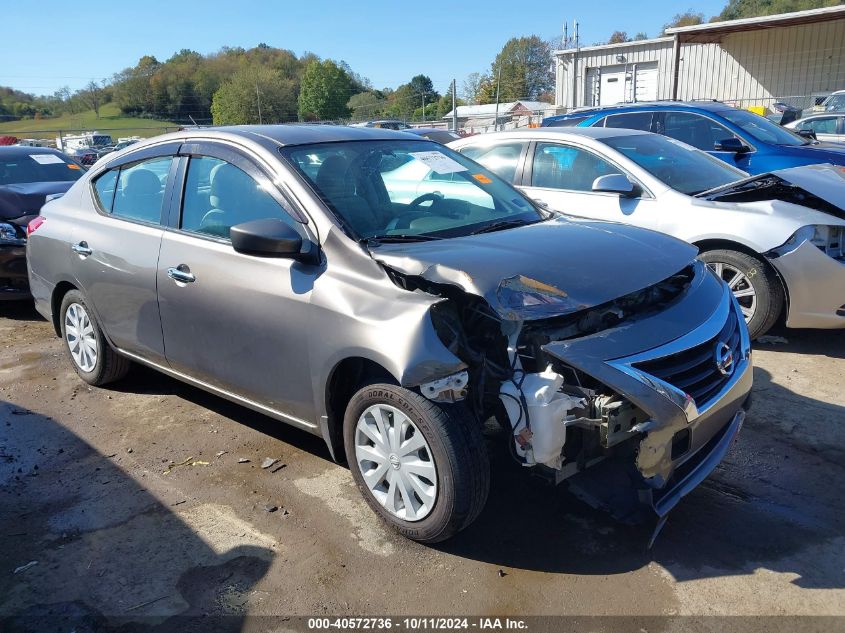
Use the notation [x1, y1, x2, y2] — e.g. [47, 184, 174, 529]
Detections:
[772, 225, 843, 259]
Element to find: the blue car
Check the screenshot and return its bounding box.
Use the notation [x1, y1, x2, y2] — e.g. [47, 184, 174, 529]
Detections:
[543, 101, 845, 174]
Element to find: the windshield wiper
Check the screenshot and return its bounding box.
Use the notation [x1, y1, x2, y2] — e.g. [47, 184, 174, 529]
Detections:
[364, 234, 442, 244]
[469, 219, 531, 236]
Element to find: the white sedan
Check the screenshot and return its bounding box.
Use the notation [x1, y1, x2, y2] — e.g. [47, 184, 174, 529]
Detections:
[449, 128, 845, 338]
[786, 114, 845, 143]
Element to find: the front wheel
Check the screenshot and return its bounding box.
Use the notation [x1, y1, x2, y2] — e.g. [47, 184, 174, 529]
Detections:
[343, 383, 489, 543]
[699, 249, 784, 339]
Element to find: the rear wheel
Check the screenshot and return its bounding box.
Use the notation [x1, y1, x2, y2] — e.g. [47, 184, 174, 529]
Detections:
[343, 383, 489, 543]
[699, 249, 783, 339]
[59, 290, 130, 386]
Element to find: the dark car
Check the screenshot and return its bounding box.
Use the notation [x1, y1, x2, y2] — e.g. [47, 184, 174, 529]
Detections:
[62, 146, 100, 167]
[27, 125, 751, 543]
[404, 128, 462, 144]
[0, 146, 83, 299]
[543, 101, 845, 174]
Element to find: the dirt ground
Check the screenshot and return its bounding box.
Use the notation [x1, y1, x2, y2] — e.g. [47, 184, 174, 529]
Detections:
[1, 301, 843, 630]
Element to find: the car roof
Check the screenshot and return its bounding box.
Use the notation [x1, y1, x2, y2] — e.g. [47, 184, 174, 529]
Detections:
[0, 146, 64, 157]
[148, 124, 421, 149]
[455, 126, 651, 142]
[548, 101, 734, 119]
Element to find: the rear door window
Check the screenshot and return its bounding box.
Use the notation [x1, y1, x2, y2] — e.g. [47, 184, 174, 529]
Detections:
[110, 157, 173, 224]
[531, 142, 620, 191]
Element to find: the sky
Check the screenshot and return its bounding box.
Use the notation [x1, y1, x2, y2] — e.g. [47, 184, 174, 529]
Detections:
[3, 0, 728, 97]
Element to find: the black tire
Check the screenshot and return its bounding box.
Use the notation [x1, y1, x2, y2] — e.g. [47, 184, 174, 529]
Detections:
[59, 290, 130, 386]
[699, 249, 784, 339]
[343, 383, 490, 543]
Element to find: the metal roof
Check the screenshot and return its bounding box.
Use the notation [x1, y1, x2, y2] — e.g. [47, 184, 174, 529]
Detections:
[553, 36, 672, 56]
[665, 5, 845, 43]
[442, 101, 553, 119]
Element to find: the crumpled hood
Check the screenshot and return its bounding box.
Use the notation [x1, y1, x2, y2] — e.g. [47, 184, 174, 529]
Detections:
[696, 163, 845, 225]
[768, 163, 845, 208]
[0, 181, 74, 221]
[370, 218, 697, 321]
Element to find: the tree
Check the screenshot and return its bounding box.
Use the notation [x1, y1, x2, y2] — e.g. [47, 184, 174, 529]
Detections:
[462, 72, 485, 105]
[662, 10, 705, 34]
[608, 31, 629, 44]
[718, 0, 842, 20]
[384, 84, 416, 119]
[298, 59, 353, 120]
[435, 93, 464, 119]
[210, 65, 297, 125]
[80, 80, 106, 118]
[489, 36, 554, 102]
[633, 31, 649, 40]
[408, 74, 439, 103]
[347, 91, 385, 121]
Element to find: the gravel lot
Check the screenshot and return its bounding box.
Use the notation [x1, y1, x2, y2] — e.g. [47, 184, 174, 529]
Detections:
[1, 301, 843, 629]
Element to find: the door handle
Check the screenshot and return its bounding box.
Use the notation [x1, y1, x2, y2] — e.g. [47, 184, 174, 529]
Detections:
[71, 242, 92, 257]
[167, 266, 196, 284]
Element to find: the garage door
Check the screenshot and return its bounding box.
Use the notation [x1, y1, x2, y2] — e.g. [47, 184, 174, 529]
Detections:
[599, 66, 626, 106]
[586, 67, 601, 107]
[634, 63, 658, 102]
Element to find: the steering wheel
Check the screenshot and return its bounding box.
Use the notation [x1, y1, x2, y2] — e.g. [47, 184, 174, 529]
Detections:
[408, 192, 443, 208]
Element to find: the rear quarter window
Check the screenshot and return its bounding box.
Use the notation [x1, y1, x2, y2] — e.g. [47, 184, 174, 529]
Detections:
[544, 115, 591, 127]
[600, 112, 654, 131]
[93, 169, 118, 211]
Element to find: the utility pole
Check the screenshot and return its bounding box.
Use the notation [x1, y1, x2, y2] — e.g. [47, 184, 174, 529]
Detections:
[571, 20, 579, 111]
[422, 93, 426, 122]
[255, 83, 263, 124]
[494, 64, 502, 132]
[451, 78, 457, 131]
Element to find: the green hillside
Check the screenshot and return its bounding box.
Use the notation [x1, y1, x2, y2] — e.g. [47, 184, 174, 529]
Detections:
[0, 103, 179, 141]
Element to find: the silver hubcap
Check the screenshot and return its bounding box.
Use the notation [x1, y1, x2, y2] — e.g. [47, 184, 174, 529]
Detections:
[65, 303, 98, 373]
[354, 404, 437, 522]
[708, 262, 757, 322]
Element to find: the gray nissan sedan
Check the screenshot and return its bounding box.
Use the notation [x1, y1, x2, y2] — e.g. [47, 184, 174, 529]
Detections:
[27, 125, 752, 542]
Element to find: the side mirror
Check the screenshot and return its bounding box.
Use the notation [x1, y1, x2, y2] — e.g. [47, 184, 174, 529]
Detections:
[797, 129, 817, 140]
[714, 137, 751, 154]
[592, 173, 638, 197]
[230, 218, 304, 258]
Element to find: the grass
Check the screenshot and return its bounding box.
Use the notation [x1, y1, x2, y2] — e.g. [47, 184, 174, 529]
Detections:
[0, 103, 180, 141]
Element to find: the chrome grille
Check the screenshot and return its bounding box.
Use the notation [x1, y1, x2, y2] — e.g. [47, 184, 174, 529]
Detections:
[632, 309, 741, 407]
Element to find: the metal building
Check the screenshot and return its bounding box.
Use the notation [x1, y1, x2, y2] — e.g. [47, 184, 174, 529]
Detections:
[554, 5, 845, 111]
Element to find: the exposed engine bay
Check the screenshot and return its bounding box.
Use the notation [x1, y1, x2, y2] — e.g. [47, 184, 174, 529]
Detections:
[403, 264, 696, 484]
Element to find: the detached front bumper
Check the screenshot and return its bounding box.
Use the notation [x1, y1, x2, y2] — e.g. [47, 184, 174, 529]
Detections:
[767, 240, 845, 329]
[0, 244, 30, 300]
[545, 276, 753, 522]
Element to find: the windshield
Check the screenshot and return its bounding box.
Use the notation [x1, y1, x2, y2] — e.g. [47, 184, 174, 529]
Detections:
[281, 140, 543, 240]
[720, 108, 808, 146]
[0, 152, 84, 185]
[600, 133, 747, 195]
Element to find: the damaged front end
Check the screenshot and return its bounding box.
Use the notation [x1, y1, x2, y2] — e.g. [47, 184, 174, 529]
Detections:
[380, 239, 752, 527]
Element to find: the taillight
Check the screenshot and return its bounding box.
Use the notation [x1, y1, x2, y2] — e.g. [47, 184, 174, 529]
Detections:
[27, 216, 45, 236]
